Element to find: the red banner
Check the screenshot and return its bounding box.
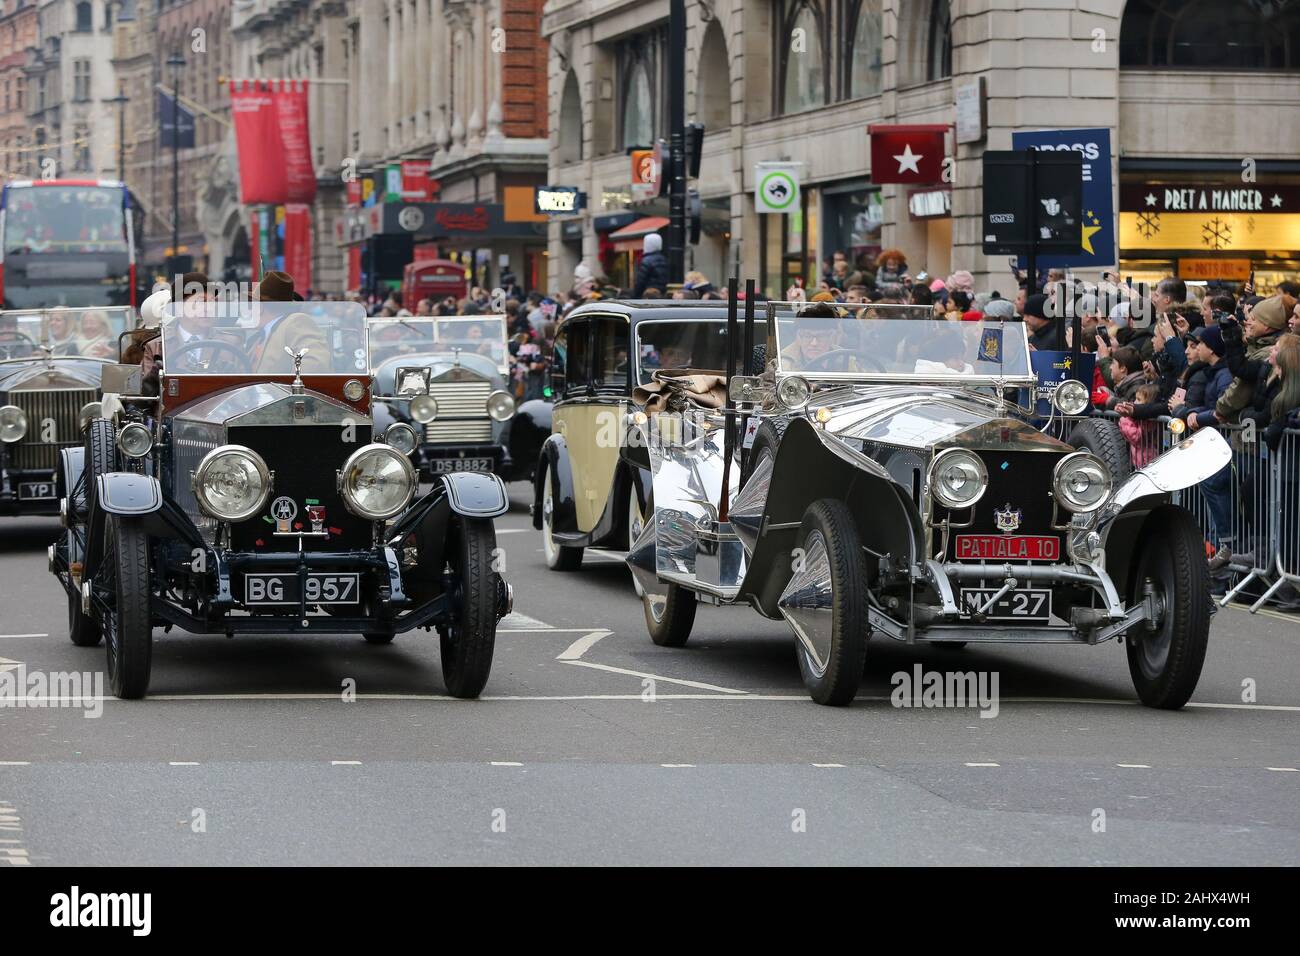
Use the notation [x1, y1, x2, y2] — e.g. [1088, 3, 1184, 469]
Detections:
[400, 161, 434, 201]
[249, 210, 261, 282]
[229, 80, 315, 204]
[283, 204, 313, 295]
[868, 124, 948, 185]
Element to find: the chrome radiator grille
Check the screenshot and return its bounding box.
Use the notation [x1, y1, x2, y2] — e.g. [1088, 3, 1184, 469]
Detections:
[8, 388, 96, 471]
[424, 380, 492, 444]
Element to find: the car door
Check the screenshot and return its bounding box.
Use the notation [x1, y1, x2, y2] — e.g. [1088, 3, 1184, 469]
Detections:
[551, 313, 629, 533]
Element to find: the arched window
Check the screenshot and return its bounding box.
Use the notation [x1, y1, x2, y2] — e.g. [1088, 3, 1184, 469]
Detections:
[75, 1, 92, 32]
[780, 2, 827, 113]
[557, 69, 583, 163]
[845, 0, 883, 98]
[617, 30, 663, 150]
[927, 0, 952, 81]
[621, 58, 653, 148]
[696, 20, 731, 128]
[1121, 0, 1300, 70]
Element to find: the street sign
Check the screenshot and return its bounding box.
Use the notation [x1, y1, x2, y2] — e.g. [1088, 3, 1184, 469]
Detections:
[955, 78, 985, 144]
[1011, 128, 1115, 268]
[534, 186, 587, 215]
[755, 163, 800, 214]
[982, 150, 1084, 255]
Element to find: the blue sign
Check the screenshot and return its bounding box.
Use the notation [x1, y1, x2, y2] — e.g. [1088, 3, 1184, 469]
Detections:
[1028, 350, 1096, 418]
[158, 91, 196, 150]
[1011, 127, 1114, 270]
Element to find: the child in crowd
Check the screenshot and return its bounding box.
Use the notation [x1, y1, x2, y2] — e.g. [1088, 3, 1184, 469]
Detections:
[1119, 382, 1161, 467]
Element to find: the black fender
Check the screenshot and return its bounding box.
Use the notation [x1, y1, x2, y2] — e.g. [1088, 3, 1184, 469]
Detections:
[385, 478, 501, 605]
[503, 398, 552, 482]
[88, 472, 206, 553]
[441, 471, 508, 518]
[532, 433, 578, 533]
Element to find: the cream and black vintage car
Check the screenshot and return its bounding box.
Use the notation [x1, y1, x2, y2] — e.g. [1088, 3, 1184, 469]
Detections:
[625, 299, 1229, 708]
[49, 300, 511, 699]
[0, 306, 136, 517]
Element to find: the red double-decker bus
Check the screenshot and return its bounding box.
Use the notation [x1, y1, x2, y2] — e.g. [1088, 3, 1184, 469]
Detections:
[0, 179, 144, 309]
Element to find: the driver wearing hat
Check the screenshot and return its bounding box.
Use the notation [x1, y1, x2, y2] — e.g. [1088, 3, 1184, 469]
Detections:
[245, 271, 328, 373]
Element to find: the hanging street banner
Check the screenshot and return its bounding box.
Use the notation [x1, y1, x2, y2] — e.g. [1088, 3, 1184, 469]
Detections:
[283, 204, 313, 294]
[754, 162, 800, 214]
[868, 124, 947, 185]
[1011, 127, 1115, 270]
[229, 80, 316, 205]
[157, 90, 195, 150]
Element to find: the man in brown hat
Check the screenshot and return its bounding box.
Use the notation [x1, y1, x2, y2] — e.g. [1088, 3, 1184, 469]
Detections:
[246, 271, 328, 373]
[1215, 293, 1294, 423]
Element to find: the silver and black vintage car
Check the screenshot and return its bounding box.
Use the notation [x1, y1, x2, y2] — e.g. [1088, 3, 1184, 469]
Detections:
[368, 315, 528, 479]
[625, 298, 1229, 708]
[48, 300, 511, 699]
[0, 306, 136, 517]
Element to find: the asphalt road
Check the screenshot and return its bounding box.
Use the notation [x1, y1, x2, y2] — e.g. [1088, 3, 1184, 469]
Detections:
[1, 483, 1297, 866]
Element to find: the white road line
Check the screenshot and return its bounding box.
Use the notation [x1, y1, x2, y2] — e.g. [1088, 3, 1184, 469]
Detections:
[583, 550, 628, 562]
[0, 657, 20, 674]
[561, 659, 750, 694]
[494, 529, 532, 534]
[0, 634, 47, 639]
[498, 612, 552, 630]
[168, 761, 200, 766]
[1116, 763, 1151, 769]
[556, 630, 613, 661]
[661, 763, 695, 768]
[1266, 767, 1298, 772]
[965, 762, 1000, 767]
[490, 761, 523, 767]
[330, 760, 362, 765]
[497, 627, 608, 634]
[813, 763, 845, 768]
[0, 761, 32, 766]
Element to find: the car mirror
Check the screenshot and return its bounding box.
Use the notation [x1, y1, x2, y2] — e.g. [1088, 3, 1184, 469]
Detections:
[102, 363, 142, 395]
[728, 375, 767, 404]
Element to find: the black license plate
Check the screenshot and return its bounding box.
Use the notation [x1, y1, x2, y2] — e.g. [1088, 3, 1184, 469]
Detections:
[960, 588, 1052, 621]
[243, 573, 360, 606]
[434, 457, 492, 474]
[18, 481, 56, 500]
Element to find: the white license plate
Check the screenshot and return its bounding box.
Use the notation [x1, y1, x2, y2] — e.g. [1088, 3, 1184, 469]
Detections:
[18, 481, 56, 500]
[243, 573, 360, 606]
[434, 458, 492, 474]
[960, 588, 1051, 621]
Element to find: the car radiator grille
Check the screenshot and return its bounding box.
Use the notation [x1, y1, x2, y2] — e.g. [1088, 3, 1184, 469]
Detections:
[8, 388, 96, 471]
[424, 381, 491, 444]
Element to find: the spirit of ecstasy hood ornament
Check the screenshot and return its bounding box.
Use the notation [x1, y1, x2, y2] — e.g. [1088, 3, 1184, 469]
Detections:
[286, 346, 309, 393]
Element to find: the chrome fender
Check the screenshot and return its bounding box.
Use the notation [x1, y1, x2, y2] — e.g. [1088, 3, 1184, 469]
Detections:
[1099, 426, 1231, 523]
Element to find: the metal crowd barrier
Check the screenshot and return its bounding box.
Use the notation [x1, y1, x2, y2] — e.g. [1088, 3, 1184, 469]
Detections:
[1095, 413, 1297, 613]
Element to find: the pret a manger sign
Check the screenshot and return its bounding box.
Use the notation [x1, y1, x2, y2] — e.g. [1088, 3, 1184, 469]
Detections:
[1162, 188, 1273, 212]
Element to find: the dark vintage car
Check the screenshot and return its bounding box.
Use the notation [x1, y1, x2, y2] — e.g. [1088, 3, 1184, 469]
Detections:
[48, 300, 511, 699]
[0, 306, 136, 516]
[625, 300, 1228, 708]
[532, 301, 764, 588]
[368, 316, 534, 480]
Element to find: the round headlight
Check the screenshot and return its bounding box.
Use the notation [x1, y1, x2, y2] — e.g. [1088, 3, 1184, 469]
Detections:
[409, 394, 438, 424]
[928, 448, 988, 510]
[486, 389, 515, 422]
[777, 375, 811, 409]
[118, 422, 153, 459]
[78, 401, 103, 432]
[383, 422, 418, 455]
[0, 404, 27, 443]
[193, 445, 272, 522]
[1053, 451, 1111, 513]
[338, 443, 416, 520]
[1053, 379, 1090, 416]
[343, 379, 366, 402]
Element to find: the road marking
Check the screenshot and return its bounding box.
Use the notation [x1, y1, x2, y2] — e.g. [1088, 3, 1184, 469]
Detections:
[0, 802, 29, 866]
[331, 760, 362, 765]
[495, 529, 531, 534]
[661, 764, 695, 768]
[1117, 763, 1151, 769]
[583, 550, 628, 562]
[0, 634, 47, 640]
[812, 763, 845, 768]
[1266, 767, 1298, 772]
[499, 612, 551, 630]
[556, 630, 613, 661]
[0, 657, 20, 675]
[0, 762, 31, 766]
[1222, 602, 1300, 624]
[497, 627, 608, 634]
[490, 761, 523, 767]
[168, 761, 200, 766]
[561, 659, 750, 694]
[964, 762, 1000, 767]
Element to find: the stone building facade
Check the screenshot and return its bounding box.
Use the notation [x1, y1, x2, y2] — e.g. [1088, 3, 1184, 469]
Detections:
[0, 0, 38, 181]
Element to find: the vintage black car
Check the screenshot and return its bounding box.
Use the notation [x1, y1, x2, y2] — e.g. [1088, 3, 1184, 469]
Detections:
[532, 301, 762, 588]
[49, 300, 511, 699]
[625, 299, 1228, 709]
[368, 316, 532, 480]
[0, 306, 135, 516]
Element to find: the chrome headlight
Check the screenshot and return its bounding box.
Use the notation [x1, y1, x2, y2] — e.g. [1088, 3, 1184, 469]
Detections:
[117, 422, 153, 458]
[193, 445, 272, 522]
[409, 394, 438, 424]
[338, 443, 416, 520]
[928, 448, 988, 510]
[486, 389, 515, 422]
[1053, 379, 1090, 416]
[383, 422, 418, 455]
[0, 404, 27, 443]
[78, 401, 103, 431]
[777, 375, 811, 409]
[1053, 451, 1111, 513]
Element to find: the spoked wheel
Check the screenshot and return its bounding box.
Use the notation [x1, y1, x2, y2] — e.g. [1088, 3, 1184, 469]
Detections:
[628, 487, 646, 597]
[1126, 505, 1211, 709]
[781, 499, 869, 706]
[100, 515, 153, 699]
[541, 467, 583, 571]
[84, 417, 117, 514]
[63, 468, 100, 647]
[439, 517, 498, 698]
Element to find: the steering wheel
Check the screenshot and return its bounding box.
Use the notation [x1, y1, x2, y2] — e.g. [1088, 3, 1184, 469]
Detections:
[169, 338, 253, 374]
[803, 348, 887, 373]
[0, 332, 38, 360]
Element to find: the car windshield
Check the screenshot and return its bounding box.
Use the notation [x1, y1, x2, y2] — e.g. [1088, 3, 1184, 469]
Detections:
[634, 318, 770, 384]
[0, 306, 135, 360]
[159, 300, 369, 376]
[772, 307, 1032, 381]
[367, 316, 508, 371]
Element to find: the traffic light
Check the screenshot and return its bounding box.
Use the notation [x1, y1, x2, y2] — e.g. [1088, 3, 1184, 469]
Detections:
[685, 123, 705, 179]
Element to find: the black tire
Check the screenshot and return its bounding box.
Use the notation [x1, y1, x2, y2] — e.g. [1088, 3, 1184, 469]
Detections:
[67, 582, 102, 647]
[102, 515, 153, 699]
[540, 467, 583, 571]
[750, 343, 767, 372]
[792, 499, 869, 706]
[643, 581, 697, 647]
[362, 632, 395, 645]
[1068, 417, 1132, 482]
[1125, 505, 1211, 709]
[741, 416, 789, 483]
[440, 517, 498, 698]
[84, 417, 117, 513]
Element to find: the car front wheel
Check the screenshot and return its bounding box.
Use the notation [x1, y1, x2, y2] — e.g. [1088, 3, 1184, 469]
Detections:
[541, 467, 583, 571]
[440, 517, 498, 698]
[101, 515, 153, 699]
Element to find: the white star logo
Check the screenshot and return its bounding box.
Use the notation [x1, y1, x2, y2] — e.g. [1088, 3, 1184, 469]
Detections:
[1270, 193, 1283, 208]
[1144, 193, 1157, 207]
[893, 143, 922, 175]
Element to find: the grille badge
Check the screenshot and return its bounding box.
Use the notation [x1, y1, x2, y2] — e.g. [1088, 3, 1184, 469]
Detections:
[994, 502, 1022, 534]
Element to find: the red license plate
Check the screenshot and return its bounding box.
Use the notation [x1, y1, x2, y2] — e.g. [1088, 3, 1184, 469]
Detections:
[955, 535, 1060, 562]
